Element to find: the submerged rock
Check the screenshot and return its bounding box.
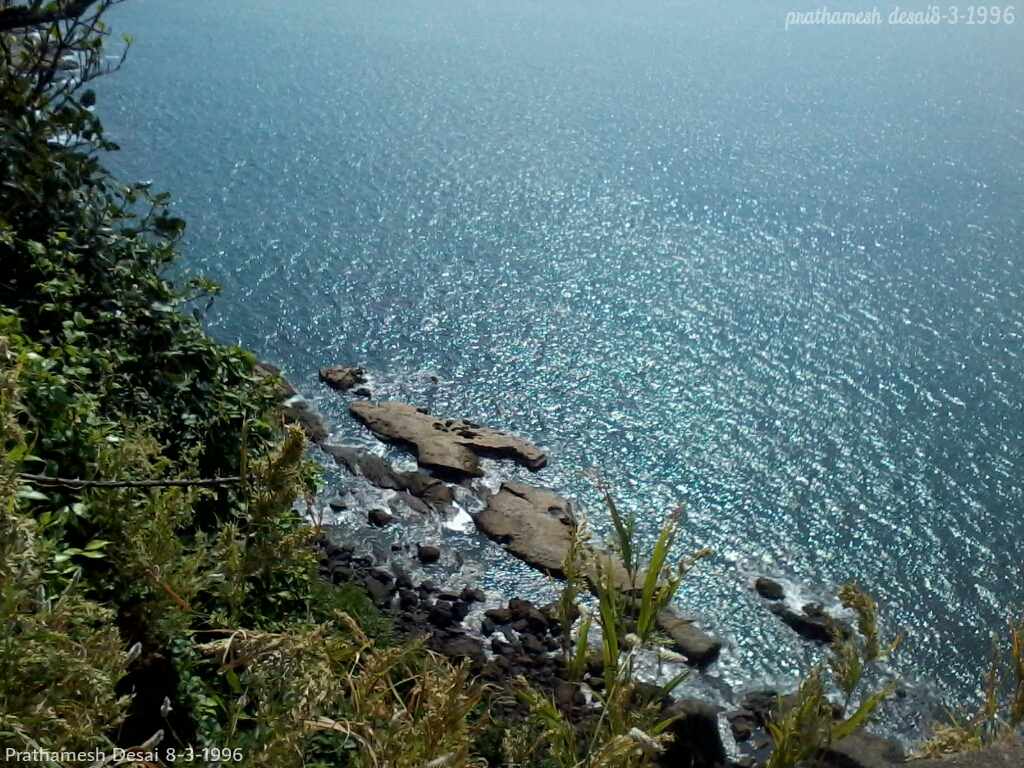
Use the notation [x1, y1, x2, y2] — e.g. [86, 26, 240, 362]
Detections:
[348, 401, 546, 480]
[321, 444, 454, 508]
[417, 544, 441, 565]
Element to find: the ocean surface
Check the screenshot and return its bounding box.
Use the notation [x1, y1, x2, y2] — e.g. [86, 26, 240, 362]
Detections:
[100, 0, 1023, 740]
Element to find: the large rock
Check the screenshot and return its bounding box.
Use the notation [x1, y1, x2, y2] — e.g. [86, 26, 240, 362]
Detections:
[348, 401, 546, 480]
[319, 365, 367, 391]
[320, 444, 454, 508]
[909, 740, 1024, 768]
[658, 698, 726, 768]
[474, 483, 577, 576]
[816, 730, 904, 768]
[657, 607, 723, 668]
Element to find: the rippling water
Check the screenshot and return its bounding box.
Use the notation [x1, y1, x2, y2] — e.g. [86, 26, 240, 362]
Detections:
[102, 0, 1023, 736]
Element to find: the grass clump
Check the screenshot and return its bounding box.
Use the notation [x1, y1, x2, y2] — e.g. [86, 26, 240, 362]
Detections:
[913, 616, 1024, 758]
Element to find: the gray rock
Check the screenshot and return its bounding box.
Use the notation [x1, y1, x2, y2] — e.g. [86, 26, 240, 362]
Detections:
[253, 362, 298, 400]
[657, 607, 724, 668]
[755, 576, 786, 600]
[659, 698, 726, 768]
[327, 496, 348, 511]
[348, 401, 546, 480]
[727, 709, 757, 742]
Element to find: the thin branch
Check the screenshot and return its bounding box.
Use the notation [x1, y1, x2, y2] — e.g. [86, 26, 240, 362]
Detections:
[17, 472, 244, 489]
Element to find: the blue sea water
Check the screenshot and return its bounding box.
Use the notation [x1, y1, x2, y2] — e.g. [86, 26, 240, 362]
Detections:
[101, 0, 1023, 735]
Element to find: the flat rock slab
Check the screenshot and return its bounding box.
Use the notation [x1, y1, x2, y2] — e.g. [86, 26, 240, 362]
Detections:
[349, 401, 546, 480]
[321, 444, 454, 508]
[474, 482, 575, 576]
[475, 482, 722, 667]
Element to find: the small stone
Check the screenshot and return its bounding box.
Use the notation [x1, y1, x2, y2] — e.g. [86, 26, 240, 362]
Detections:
[461, 587, 486, 603]
[353, 387, 372, 397]
[452, 601, 471, 621]
[417, 544, 441, 565]
[327, 496, 348, 511]
[368, 509, 394, 527]
[588, 676, 605, 690]
[481, 617, 496, 636]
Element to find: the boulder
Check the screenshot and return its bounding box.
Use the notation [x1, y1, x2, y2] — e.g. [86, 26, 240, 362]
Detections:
[367, 509, 394, 528]
[658, 698, 726, 768]
[474, 483, 576, 575]
[348, 401, 546, 480]
[434, 634, 487, 667]
[417, 544, 441, 565]
[318, 365, 367, 391]
[755, 576, 786, 601]
[657, 607, 724, 668]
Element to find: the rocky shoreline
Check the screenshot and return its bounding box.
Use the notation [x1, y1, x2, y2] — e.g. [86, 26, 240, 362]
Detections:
[260, 362, 1019, 768]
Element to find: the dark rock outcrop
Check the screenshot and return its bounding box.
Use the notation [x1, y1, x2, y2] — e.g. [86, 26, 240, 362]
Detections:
[318, 365, 367, 392]
[816, 730, 905, 768]
[348, 401, 546, 480]
[769, 602, 852, 644]
[254, 361, 298, 400]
